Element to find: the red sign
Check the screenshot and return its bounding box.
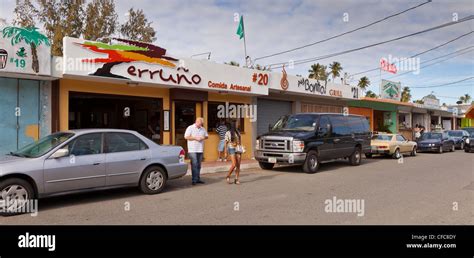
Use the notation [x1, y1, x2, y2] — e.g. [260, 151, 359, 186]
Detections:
[380, 58, 397, 74]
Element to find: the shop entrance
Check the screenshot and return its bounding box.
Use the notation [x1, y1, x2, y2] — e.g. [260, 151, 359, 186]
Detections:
[69, 92, 163, 143]
[174, 100, 201, 153]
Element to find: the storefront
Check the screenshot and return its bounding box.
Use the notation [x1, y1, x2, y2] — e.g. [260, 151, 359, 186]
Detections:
[348, 98, 397, 133]
[398, 106, 413, 140]
[0, 26, 53, 154]
[56, 37, 267, 160]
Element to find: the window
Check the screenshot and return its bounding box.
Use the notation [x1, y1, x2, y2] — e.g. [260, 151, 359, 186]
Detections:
[330, 116, 350, 137]
[105, 133, 148, 153]
[208, 102, 245, 132]
[396, 135, 406, 141]
[347, 116, 365, 134]
[66, 133, 103, 156]
[12, 132, 75, 158]
[372, 134, 392, 141]
[317, 116, 330, 138]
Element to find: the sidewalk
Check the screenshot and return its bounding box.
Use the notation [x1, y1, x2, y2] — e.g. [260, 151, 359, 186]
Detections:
[185, 158, 260, 175]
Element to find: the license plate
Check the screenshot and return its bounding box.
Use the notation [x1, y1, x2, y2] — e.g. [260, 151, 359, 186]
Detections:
[268, 157, 277, 163]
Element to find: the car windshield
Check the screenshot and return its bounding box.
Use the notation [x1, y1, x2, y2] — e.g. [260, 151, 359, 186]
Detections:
[10, 132, 75, 158]
[447, 131, 463, 137]
[420, 133, 442, 140]
[372, 135, 392, 141]
[272, 114, 317, 131]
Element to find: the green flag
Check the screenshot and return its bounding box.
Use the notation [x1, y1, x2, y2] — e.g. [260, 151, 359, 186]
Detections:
[236, 15, 244, 39]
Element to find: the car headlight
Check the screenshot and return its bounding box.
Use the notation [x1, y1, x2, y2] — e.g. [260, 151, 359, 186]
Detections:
[292, 140, 305, 152]
[255, 139, 260, 150]
[466, 138, 470, 144]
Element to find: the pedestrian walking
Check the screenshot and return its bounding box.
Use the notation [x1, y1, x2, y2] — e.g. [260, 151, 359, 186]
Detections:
[224, 123, 244, 185]
[215, 119, 228, 162]
[184, 117, 208, 185]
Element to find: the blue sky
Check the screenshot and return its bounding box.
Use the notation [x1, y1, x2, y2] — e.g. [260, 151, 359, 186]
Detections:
[1, 0, 472, 104]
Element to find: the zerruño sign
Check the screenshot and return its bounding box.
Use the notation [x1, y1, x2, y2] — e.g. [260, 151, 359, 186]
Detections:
[62, 37, 268, 96]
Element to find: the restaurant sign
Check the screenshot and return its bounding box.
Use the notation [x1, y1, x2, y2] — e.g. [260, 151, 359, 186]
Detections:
[62, 37, 268, 96]
[380, 79, 401, 101]
[269, 68, 361, 99]
[0, 26, 51, 76]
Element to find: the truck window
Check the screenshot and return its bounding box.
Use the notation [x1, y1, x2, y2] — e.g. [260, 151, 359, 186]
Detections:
[347, 116, 364, 134]
[330, 116, 350, 137]
[318, 116, 331, 138]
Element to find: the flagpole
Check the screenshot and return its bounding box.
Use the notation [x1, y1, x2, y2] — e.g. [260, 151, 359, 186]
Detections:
[242, 15, 248, 67]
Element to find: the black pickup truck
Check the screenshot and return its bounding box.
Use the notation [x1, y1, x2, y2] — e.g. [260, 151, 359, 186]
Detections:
[255, 113, 371, 173]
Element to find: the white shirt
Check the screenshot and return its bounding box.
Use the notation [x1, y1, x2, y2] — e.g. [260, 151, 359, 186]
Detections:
[184, 124, 208, 153]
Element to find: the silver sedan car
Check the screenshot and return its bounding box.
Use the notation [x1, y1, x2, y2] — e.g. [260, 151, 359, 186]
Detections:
[0, 129, 187, 215]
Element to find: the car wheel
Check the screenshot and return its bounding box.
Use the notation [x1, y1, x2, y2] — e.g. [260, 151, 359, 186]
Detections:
[258, 162, 275, 170]
[438, 146, 443, 154]
[0, 178, 34, 216]
[140, 166, 167, 194]
[411, 147, 417, 156]
[303, 150, 320, 173]
[365, 153, 373, 158]
[393, 148, 401, 159]
[349, 147, 362, 166]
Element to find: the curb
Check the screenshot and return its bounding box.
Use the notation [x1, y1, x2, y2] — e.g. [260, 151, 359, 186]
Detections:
[185, 162, 260, 176]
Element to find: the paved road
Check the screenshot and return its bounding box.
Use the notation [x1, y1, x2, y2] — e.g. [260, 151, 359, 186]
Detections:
[1, 151, 472, 225]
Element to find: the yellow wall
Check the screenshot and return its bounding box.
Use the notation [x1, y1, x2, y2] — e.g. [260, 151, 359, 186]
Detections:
[59, 78, 171, 144]
[204, 93, 253, 160]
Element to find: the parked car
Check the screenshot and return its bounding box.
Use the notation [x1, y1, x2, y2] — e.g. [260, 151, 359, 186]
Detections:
[461, 127, 474, 135]
[366, 133, 417, 159]
[0, 129, 187, 216]
[255, 113, 371, 173]
[417, 132, 455, 153]
[446, 130, 470, 149]
[464, 132, 474, 153]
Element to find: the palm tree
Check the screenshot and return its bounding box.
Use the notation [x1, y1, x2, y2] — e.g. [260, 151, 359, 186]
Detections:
[365, 90, 377, 98]
[308, 63, 323, 80]
[459, 94, 472, 103]
[357, 76, 370, 94]
[329, 61, 343, 82]
[401, 87, 412, 102]
[2, 26, 50, 73]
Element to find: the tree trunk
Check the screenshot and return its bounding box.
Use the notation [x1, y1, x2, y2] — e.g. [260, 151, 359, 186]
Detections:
[91, 62, 129, 79]
[30, 43, 39, 73]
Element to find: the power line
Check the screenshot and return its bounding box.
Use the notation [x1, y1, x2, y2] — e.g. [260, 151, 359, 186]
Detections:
[410, 76, 474, 88]
[254, 0, 432, 61]
[351, 31, 474, 76]
[266, 15, 474, 69]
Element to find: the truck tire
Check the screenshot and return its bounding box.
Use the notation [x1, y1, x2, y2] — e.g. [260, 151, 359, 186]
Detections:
[349, 147, 362, 166]
[259, 162, 275, 170]
[303, 150, 320, 173]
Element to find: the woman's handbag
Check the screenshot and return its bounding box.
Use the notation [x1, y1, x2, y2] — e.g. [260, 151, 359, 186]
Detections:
[236, 144, 246, 153]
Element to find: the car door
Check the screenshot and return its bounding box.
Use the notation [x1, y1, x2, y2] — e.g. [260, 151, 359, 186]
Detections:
[329, 115, 352, 158]
[43, 133, 106, 194]
[104, 132, 151, 186]
[395, 135, 409, 153]
[315, 115, 333, 161]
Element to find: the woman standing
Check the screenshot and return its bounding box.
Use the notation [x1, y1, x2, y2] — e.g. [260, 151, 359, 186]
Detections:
[224, 123, 242, 185]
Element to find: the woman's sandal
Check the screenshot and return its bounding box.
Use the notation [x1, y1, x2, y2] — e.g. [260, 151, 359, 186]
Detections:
[234, 178, 240, 185]
[226, 177, 232, 184]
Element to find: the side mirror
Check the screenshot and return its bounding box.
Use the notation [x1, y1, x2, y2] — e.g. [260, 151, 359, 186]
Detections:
[51, 148, 69, 159]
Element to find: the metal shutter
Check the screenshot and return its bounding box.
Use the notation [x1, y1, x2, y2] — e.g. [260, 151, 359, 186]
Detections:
[257, 99, 292, 137]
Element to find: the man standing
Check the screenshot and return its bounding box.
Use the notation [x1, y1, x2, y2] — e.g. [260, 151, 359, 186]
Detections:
[184, 117, 209, 185]
[216, 119, 228, 162]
